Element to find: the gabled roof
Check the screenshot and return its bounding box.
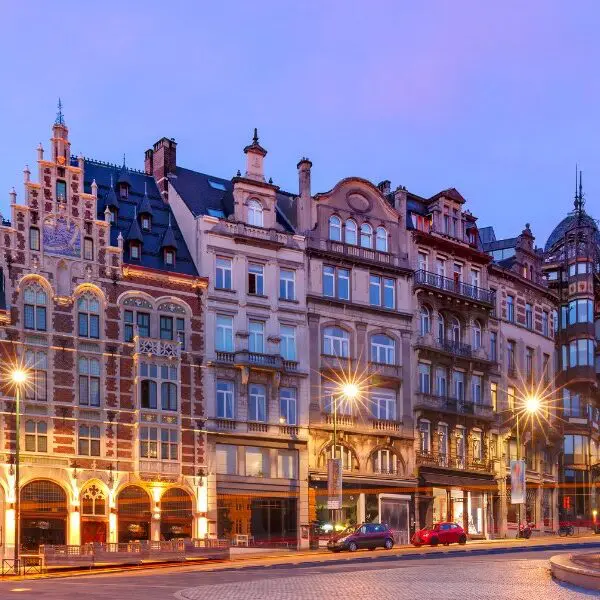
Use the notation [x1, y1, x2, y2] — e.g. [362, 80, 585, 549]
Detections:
[161, 221, 177, 250]
[126, 213, 144, 243]
[138, 187, 153, 216]
[429, 187, 466, 204]
[82, 159, 197, 276]
[104, 178, 120, 210]
[117, 165, 133, 188]
[170, 167, 296, 231]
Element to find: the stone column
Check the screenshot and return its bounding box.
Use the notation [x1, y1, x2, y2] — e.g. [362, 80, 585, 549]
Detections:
[497, 477, 508, 538]
[68, 507, 81, 545]
[357, 493, 366, 523]
[307, 313, 321, 412]
[298, 443, 310, 549]
[151, 514, 161, 541]
[355, 321, 367, 366]
[400, 331, 413, 426]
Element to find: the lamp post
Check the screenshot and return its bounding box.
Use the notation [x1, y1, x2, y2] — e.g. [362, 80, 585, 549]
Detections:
[329, 382, 360, 532]
[515, 395, 541, 531]
[11, 368, 28, 569]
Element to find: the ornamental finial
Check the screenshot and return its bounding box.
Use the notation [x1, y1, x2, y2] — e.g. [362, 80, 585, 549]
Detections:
[55, 98, 65, 126]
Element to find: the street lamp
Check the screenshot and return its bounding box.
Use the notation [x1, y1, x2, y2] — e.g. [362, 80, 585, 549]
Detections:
[515, 395, 541, 532]
[10, 367, 29, 570]
[329, 380, 361, 532]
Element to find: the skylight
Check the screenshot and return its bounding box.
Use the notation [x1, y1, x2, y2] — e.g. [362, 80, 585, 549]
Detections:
[208, 180, 227, 191]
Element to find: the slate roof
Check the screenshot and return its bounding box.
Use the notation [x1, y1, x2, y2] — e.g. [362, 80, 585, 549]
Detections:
[545, 210, 600, 251]
[170, 167, 296, 232]
[81, 159, 198, 276]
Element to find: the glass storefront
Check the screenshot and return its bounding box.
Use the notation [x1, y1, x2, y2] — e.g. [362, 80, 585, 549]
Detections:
[117, 485, 151, 543]
[218, 494, 298, 545]
[430, 488, 485, 536]
[160, 488, 193, 540]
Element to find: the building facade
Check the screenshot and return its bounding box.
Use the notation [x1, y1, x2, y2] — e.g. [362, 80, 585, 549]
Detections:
[484, 224, 560, 537]
[294, 171, 416, 544]
[164, 132, 311, 546]
[0, 113, 207, 558]
[543, 180, 600, 525]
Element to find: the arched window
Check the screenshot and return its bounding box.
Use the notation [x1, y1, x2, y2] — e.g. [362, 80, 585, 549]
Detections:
[319, 444, 358, 471]
[370, 334, 395, 365]
[345, 219, 357, 245]
[360, 223, 373, 248]
[161, 382, 177, 411]
[24, 349, 47, 401]
[161, 488, 193, 540]
[77, 292, 101, 338]
[472, 320, 482, 350]
[247, 199, 264, 227]
[450, 317, 461, 344]
[81, 484, 107, 516]
[322, 326, 350, 357]
[420, 306, 431, 335]
[437, 314, 446, 343]
[141, 379, 158, 409]
[23, 282, 47, 331]
[117, 486, 151, 516]
[329, 215, 342, 241]
[375, 227, 388, 252]
[79, 357, 101, 406]
[371, 449, 399, 475]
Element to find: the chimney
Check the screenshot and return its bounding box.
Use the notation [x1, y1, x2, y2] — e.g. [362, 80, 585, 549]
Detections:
[393, 185, 407, 216]
[297, 157, 312, 198]
[146, 137, 177, 202]
[377, 180, 391, 196]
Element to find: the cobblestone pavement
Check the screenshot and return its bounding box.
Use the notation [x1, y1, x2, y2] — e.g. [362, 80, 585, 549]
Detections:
[0, 552, 592, 599]
[176, 557, 590, 600]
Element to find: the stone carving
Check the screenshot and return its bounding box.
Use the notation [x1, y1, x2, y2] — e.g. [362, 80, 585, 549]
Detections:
[123, 297, 153, 309]
[157, 302, 186, 314]
[43, 216, 81, 258]
[135, 337, 180, 358]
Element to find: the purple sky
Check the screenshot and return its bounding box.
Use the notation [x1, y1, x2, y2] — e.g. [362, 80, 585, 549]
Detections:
[2, 1, 599, 246]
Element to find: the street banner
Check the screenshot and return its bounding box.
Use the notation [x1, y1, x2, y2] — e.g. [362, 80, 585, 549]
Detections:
[510, 459, 526, 504]
[327, 458, 342, 509]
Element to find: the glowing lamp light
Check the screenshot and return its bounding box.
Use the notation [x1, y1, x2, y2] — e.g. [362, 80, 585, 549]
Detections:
[341, 382, 360, 401]
[524, 395, 541, 414]
[11, 369, 28, 385]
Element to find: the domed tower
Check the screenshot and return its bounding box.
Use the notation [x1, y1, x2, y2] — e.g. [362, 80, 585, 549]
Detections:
[543, 171, 600, 525]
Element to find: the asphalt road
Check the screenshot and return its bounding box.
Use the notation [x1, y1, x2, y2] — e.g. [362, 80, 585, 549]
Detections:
[0, 549, 594, 600]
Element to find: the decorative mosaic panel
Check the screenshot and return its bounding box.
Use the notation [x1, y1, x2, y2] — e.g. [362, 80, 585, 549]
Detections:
[157, 302, 186, 314]
[43, 216, 81, 258]
[123, 297, 153, 309]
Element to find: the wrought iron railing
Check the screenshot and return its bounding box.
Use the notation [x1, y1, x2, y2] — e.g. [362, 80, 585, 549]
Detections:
[413, 269, 495, 305]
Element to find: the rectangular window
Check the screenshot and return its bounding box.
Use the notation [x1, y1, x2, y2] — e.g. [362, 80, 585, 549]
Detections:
[216, 315, 234, 351]
[25, 420, 47, 453]
[56, 179, 67, 202]
[471, 375, 482, 404]
[140, 379, 157, 409]
[507, 386, 515, 411]
[245, 447, 265, 477]
[29, 228, 40, 251]
[472, 430, 483, 460]
[490, 331, 497, 361]
[323, 266, 350, 300]
[526, 347, 534, 380]
[139, 426, 158, 459]
[507, 340, 516, 371]
[216, 444, 237, 474]
[369, 275, 395, 308]
[249, 320, 265, 353]
[248, 263, 264, 295]
[419, 421, 431, 453]
[24, 350, 48, 402]
[83, 237, 94, 261]
[280, 387, 297, 425]
[507, 295, 515, 322]
[176, 317, 185, 350]
[24, 304, 46, 331]
[279, 269, 296, 300]
[131, 244, 140, 260]
[78, 312, 100, 339]
[418, 251, 428, 272]
[79, 357, 101, 407]
[249, 384, 267, 422]
[542, 311, 549, 336]
[419, 362, 431, 394]
[278, 450, 298, 479]
[216, 380, 235, 419]
[452, 370, 465, 401]
[526, 303, 533, 329]
[78, 424, 101, 456]
[371, 388, 396, 421]
[491, 382, 498, 412]
[160, 316, 174, 340]
[160, 428, 178, 460]
[141, 427, 177, 460]
[280, 325, 297, 360]
[435, 367, 447, 397]
[216, 256, 233, 290]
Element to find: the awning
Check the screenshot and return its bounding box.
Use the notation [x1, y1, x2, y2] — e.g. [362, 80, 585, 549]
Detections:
[420, 471, 496, 491]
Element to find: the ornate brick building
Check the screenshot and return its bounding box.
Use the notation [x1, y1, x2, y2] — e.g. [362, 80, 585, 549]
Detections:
[0, 110, 207, 558]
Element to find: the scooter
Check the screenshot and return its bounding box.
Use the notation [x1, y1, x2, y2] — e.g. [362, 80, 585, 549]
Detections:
[516, 521, 534, 539]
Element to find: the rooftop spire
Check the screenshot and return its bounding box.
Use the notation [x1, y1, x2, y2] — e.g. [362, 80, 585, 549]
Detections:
[574, 166, 585, 214]
[253, 127, 259, 144]
[55, 98, 65, 126]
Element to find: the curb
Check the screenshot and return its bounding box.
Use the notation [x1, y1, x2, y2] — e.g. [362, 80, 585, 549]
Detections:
[550, 553, 600, 591]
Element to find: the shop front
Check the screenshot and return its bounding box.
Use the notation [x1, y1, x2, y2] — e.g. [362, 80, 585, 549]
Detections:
[117, 485, 151, 543]
[310, 477, 415, 545]
[160, 487, 193, 540]
[20, 480, 68, 551]
[419, 470, 495, 539]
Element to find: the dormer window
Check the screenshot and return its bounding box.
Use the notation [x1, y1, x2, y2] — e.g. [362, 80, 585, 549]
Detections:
[119, 184, 128, 199]
[56, 179, 67, 203]
[247, 199, 264, 227]
[165, 250, 175, 266]
[108, 209, 116, 223]
[130, 243, 140, 260]
[141, 215, 151, 231]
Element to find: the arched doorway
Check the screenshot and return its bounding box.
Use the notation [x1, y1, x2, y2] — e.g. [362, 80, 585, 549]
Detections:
[80, 483, 108, 544]
[20, 480, 67, 551]
[117, 486, 151, 543]
[160, 488, 193, 540]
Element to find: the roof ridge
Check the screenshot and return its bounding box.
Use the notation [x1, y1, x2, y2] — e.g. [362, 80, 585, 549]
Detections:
[84, 157, 147, 175]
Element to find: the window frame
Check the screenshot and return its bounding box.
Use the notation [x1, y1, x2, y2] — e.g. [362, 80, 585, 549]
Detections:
[247, 199, 264, 227]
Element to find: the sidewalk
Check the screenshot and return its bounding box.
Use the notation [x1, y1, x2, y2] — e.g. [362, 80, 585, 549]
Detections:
[5, 533, 600, 581]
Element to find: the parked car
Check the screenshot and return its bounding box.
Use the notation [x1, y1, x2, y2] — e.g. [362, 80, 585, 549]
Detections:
[411, 522, 467, 547]
[327, 523, 395, 552]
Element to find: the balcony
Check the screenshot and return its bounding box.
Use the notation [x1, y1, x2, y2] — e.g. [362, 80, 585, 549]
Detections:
[416, 451, 492, 473]
[367, 361, 403, 380]
[207, 418, 304, 438]
[320, 354, 357, 372]
[413, 269, 495, 307]
[324, 413, 356, 427]
[213, 350, 300, 373]
[135, 336, 181, 359]
[371, 419, 402, 432]
[415, 393, 494, 420]
[415, 335, 474, 360]
[307, 238, 410, 271]
[220, 220, 289, 248]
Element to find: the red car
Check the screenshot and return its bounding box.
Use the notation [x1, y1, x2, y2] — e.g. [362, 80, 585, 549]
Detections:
[411, 522, 467, 547]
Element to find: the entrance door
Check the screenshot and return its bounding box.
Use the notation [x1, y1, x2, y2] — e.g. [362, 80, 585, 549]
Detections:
[81, 521, 107, 544]
[379, 495, 410, 545]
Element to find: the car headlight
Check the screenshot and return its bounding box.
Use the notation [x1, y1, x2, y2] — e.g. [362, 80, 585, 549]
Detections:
[337, 536, 348, 543]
